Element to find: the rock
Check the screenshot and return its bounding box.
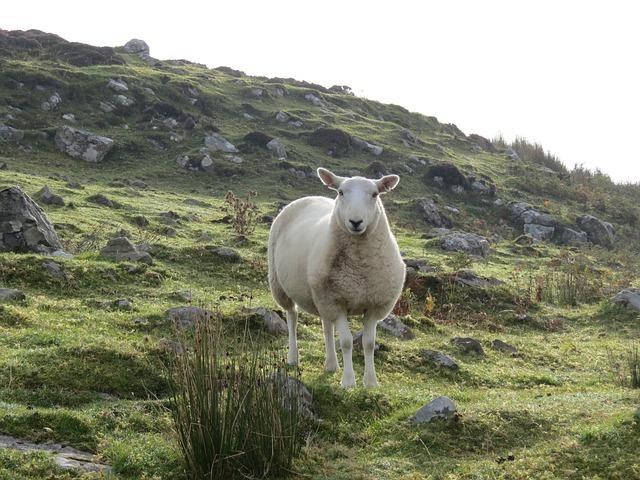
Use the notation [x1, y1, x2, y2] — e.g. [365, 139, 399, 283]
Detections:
[365, 161, 389, 178]
[309, 128, 351, 156]
[208, 246, 241, 263]
[415, 198, 452, 228]
[131, 179, 147, 189]
[404, 258, 433, 273]
[468, 134, 495, 152]
[42, 260, 68, 281]
[55, 126, 114, 163]
[0, 161, 7, 170]
[275, 111, 290, 123]
[243, 131, 273, 148]
[0, 186, 63, 254]
[0, 124, 24, 143]
[440, 232, 490, 257]
[98, 298, 133, 310]
[304, 93, 322, 106]
[378, 314, 415, 340]
[576, 215, 614, 248]
[352, 330, 383, 352]
[123, 38, 150, 56]
[100, 237, 153, 264]
[205, 133, 238, 153]
[468, 178, 496, 196]
[107, 79, 128, 92]
[184, 198, 209, 207]
[491, 339, 518, 353]
[422, 349, 459, 370]
[505, 147, 519, 160]
[99, 101, 116, 113]
[244, 307, 288, 335]
[453, 270, 503, 288]
[166, 306, 213, 329]
[0, 288, 25, 302]
[277, 375, 314, 419]
[112, 94, 134, 107]
[611, 288, 640, 312]
[451, 337, 485, 355]
[425, 163, 468, 189]
[524, 223, 555, 242]
[413, 396, 457, 424]
[61, 113, 76, 122]
[266, 138, 287, 159]
[423, 227, 451, 239]
[130, 215, 149, 227]
[35, 186, 65, 206]
[87, 194, 114, 208]
[351, 136, 383, 156]
[248, 87, 264, 98]
[555, 227, 588, 246]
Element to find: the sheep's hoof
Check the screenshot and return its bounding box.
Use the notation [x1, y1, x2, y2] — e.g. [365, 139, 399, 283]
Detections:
[363, 375, 379, 388]
[340, 374, 356, 389]
[324, 361, 339, 373]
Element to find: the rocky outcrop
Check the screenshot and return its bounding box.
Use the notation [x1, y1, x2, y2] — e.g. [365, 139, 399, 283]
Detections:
[309, 128, 351, 156]
[55, 126, 114, 163]
[576, 215, 614, 248]
[468, 134, 495, 152]
[266, 138, 287, 159]
[0, 187, 63, 254]
[421, 350, 459, 370]
[123, 38, 150, 57]
[425, 163, 468, 189]
[415, 198, 452, 228]
[440, 231, 490, 257]
[378, 314, 415, 340]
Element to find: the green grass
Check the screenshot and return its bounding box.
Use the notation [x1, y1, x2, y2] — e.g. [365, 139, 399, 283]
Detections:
[1, 44, 640, 479]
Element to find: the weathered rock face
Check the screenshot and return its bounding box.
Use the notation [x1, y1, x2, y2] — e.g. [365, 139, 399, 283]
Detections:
[123, 38, 150, 56]
[468, 134, 496, 152]
[576, 215, 614, 248]
[415, 198, 452, 228]
[204, 133, 238, 153]
[413, 396, 457, 424]
[0, 187, 63, 254]
[309, 128, 351, 156]
[440, 231, 490, 257]
[55, 126, 114, 163]
[555, 227, 588, 246]
[611, 288, 640, 312]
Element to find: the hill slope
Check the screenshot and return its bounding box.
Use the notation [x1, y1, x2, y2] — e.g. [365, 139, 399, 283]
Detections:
[0, 29, 639, 479]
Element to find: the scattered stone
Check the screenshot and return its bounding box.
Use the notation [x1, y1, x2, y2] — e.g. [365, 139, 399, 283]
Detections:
[266, 138, 287, 159]
[415, 198, 452, 228]
[35, 186, 65, 206]
[576, 215, 614, 248]
[61, 113, 76, 122]
[87, 194, 115, 208]
[243, 307, 288, 335]
[0, 161, 7, 170]
[365, 161, 389, 178]
[276, 375, 314, 419]
[275, 111, 290, 123]
[0, 124, 24, 143]
[413, 396, 457, 424]
[99, 101, 115, 112]
[130, 215, 149, 227]
[207, 246, 241, 263]
[55, 126, 114, 163]
[422, 349, 459, 370]
[107, 78, 128, 92]
[524, 223, 555, 242]
[42, 260, 68, 281]
[166, 306, 213, 329]
[352, 330, 383, 352]
[378, 314, 415, 340]
[404, 258, 433, 273]
[131, 179, 147, 189]
[504, 147, 519, 160]
[351, 136, 383, 156]
[112, 94, 134, 107]
[0, 288, 25, 303]
[611, 288, 640, 312]
[0, 186, 63, 254]
[453, 270, 503, 288]
[184, 198, 210, 207]
[205, 133, 238, 153]
[304, 93, 322, 106]
[98, 298, 133, 310]
[440, 231, 490, 257]
[555, 227, 588, 246]
[100, 237, 152, 264]
[491, 339, 518, 353]
[451, 337, 485, 355]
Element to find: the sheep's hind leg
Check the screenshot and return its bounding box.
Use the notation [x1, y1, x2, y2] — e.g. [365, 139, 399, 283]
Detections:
[322, 317, 339, 372]
[335, 315, 356, 388]
[286, 307, 299, 365]
[362, 314, 380, 388]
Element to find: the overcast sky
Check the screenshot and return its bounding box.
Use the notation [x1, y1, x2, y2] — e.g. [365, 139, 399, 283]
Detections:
[4, 1, 639, 182]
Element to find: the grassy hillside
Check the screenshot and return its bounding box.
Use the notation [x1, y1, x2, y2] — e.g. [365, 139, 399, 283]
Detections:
[0, 30, 639, 479]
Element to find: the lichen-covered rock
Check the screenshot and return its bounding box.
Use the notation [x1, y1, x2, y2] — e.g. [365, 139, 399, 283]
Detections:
[422, 349, 459, 370]
[123, 38, 150, 57]
[491, 339, 518, 353]
[100, 237, 152, 264]
[611, 288, 640, 312]
[378, 314, 415, 340]
[576, 215, 614, 248]
[440, 231, 490, 257]
[204, 133, 238, 153]
[415, 198, 452, 228]
[54, 126, 114, 163]
[0, 187, 63, 254]
[412, 396, 457, 424]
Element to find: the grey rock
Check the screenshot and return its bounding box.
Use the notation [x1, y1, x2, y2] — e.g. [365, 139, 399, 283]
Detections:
[413, 396, 457, 424]
[61, 113, 76, 122]
[0, 186, 63, 254]
[0, 124, 24, 143]
[611, 288, 640, 312]
[404, 258, 433, 273]
[505, 147, 519, 160]
[453, 270, 503, 288]
[576, 215, 614, 248]
[451, 337, 485, 355]
[248, 87, 264, 98]
[131, 179, 147, 189]
[423, 227, 451, 239]
[556, 227, 588, 246]
[275, 111, 290, 123]
[415, 198, 452, 228]
[491, 339, 518, 353]
[205, 133, 238, 153]
[107, 79, 128, 92]
[166, 306, 213, 329]
[378, 314, 415, 340]
[112, 94, 134, 107]
[278, 375, 314, 419]
[0, 161, 6, 170]
[99, 101, 115, 112]
[123, 38, 150, 56]
[87, 194, 114, 208]
[35, 186, 65, 206]
[130, 215, 149, 227]
[422, 349, 459, 370]
[55, 126, 114, 163]
[352, 330, 382, 352]
[100, 237, 153, 264]
[304, 93, 322, 106]
[440, 231, 490, 257]
[42, 260, 68, 281]
[244, 307, 288, 335]
[0, 288, 26, 302]
[351, 136, 383, 156]
[208, 246, 241, 262]
[524, 223, 555, 241]
[266, 138, 287, 159]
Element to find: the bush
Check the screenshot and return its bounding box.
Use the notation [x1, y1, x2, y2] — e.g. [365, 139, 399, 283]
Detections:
[166, 316, 303, 479]
[608, 344, 640, 388]
[222, 190, 259, 238]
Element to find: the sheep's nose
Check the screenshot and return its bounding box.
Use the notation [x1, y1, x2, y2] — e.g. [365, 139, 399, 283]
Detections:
[349, 219, 363, 230]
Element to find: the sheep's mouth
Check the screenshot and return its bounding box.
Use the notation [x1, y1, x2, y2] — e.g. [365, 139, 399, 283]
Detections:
[348, 226, 366, 235]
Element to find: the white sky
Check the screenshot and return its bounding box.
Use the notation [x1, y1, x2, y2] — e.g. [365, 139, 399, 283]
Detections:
[4, 1, 639, 182]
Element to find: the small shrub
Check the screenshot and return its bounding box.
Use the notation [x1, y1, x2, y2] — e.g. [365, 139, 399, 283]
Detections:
[608, 344, 640, 388]
[166, 316, 303, 479]
[392, 288, 413, 316]
[222, 190, 259, 238]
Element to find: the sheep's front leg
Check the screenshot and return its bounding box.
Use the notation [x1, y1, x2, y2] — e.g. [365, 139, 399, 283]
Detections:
[321, 317, 338, 372]
[362, 314, 379, 388]
[335, 315, 356, 388]
[286, 308, 298, 365]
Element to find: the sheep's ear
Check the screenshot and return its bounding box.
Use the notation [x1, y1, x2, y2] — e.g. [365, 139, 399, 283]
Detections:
[376, 175, 400, 194]
[317, 168, 344, 190]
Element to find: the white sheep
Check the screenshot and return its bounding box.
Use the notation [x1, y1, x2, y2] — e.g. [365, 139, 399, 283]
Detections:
[268, 168, 405, 387]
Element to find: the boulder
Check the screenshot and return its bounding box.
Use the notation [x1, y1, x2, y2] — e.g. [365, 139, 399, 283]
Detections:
[491, 339, 518, 353]
[304, 93, 322, 106]
[277, 376, 314, 419]
[55, 126, 114, 163]
[100, 237, 152, 264]
[309, 128, 351, 156]
[207, 246, 241, 263]
[524, 223, 555, 242]
[166, 306, 213, 329]
[378, 314, 415, 340]
[243, 131, 273, 148]
[123, 39, 150, 56]
[0, 187, 63, 254]
[351, 136, 383, 156]
[611, 289, 640, 312]
[468, 134, 495, 152]
[112, 94, 134, 107]
[204, 133, 238, 153]
[87, 194, 115, 208]
[0, 161, 7, 170]
[440, 231, 490, 257]
[576, 215, 614, 248]
[35, 186, 65, 206]
[425, 163, 468, 189]
[415, 198, 452, 228]
[364, 161, 389, 178]
[266, 138, 287, 159]
[413, 396, 457, 424]
[243, 307, 288, 335]
[0, 288, 26, 303]
[422, 349, 459, 370]
[275, 111, 290, 123]
[107, 79, 128, 92]
[0, 124, 24, 143]
[555, 227, 588, 246]
[453, 270, 503, 288]
[504, 147, 519, 160]
[451, 337, 485, 355]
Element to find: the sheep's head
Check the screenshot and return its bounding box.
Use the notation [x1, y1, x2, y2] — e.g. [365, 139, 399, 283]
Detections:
[317, 167, 399, 236]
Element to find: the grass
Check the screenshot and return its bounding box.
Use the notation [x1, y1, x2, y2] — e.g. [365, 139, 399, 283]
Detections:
[0, 40, 639, 479]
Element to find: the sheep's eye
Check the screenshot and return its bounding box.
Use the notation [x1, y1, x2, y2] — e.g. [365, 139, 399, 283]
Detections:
[338, 190, 344, 196]
[372, 192, 378, 198]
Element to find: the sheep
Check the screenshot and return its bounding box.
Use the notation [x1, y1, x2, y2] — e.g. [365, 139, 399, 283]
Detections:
[268, 167, 405, 388]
